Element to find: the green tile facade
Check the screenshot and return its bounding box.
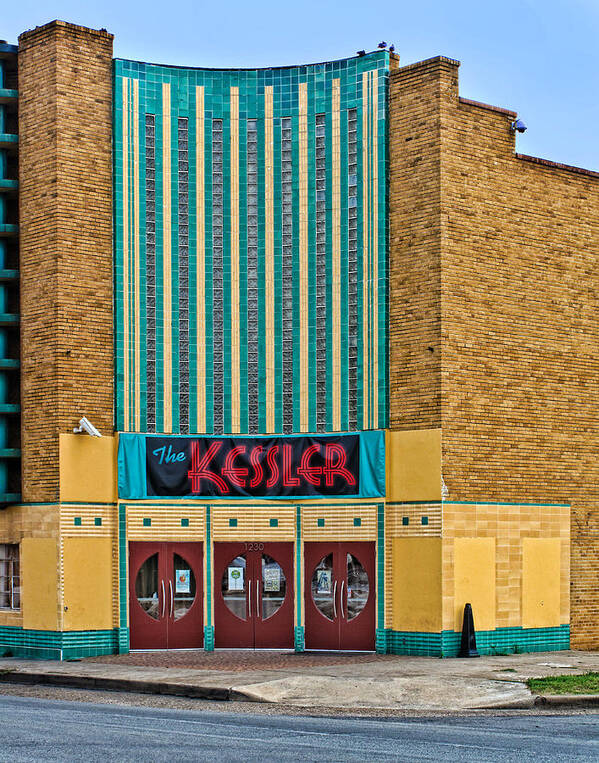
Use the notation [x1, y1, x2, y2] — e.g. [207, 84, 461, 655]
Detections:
[114, 52, 389, 435]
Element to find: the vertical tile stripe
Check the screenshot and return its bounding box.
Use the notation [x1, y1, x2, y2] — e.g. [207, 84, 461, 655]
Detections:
[371, 71, 379, 429]
[331, 80, 341, 431]
[246, 119, 259, 433]
[195, 87, 206, 433]
[132, 79, 141, 432]
[145, 114, 157, 433]
[230, 87, 240, 433]
[162, 82, 172, 433]
[264, 86, 275, 433]
[361, 72, 369, 431]
[122, 77, 130, 432]
[212, 120, 224, 435]
[281, 116, 294, 434]
[178, 117, 190, 434]
[298, 82, 309, 432]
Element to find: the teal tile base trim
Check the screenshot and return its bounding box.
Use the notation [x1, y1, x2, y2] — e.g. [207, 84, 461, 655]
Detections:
[382, 625, 570, 657]
[384, 630, 442, 656]
[204, 625, 215, 651]
[118, 627, 130, 654]
[375, 627, 388, 654]
[0, 627, 124, 660]
[294, 626, 305, 652]
[441, 624, 570, 657]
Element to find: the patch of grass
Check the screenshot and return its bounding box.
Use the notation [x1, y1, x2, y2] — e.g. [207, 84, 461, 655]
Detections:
[527, 671, 599, 695]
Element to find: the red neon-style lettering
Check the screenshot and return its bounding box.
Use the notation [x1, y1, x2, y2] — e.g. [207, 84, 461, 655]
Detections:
[297, 443, 322, 486]
[188, 440, 229, 494]
[324, 443, 356, 487]
[282, 444, 300, 486]
[221, 445, 248, 488]
[249, 446, 264, 488]
[266, 445, 280, 488]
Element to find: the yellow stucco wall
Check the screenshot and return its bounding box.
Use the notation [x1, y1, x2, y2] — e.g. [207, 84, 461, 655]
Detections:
[453, 537, 496, 631]
[522, 537, 561, 628]
[386, 429, 441, 501]
[59, 433, 118, 503]
[62, 537, 114, 630]
[392, 537, 442, 631]
[21, 537, 59, 630]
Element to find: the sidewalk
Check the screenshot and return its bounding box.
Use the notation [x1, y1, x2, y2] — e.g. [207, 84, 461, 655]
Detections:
[1, 650, 598, 711]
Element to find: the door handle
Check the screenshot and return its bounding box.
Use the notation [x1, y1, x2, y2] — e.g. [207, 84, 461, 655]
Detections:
[169, 580, 174, 618]
[161, 579, 165, 619]
[248, 581, 252, 618]
[333, 580, 337, 619]
[340, 580, 345, 620]
[256, 580, 260, 618]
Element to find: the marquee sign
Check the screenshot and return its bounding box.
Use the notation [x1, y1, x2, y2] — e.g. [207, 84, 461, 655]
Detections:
[118, 431, 385, 500]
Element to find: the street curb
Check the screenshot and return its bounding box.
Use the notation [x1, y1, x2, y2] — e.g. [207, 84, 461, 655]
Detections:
[0, 670, 248, 702]
[533, 693, 599, 707]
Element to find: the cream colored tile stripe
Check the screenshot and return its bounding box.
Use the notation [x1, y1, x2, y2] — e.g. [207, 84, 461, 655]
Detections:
[371, 70, 378, 430]
[122, 77, 130, 431]
[162, 83, 173, 433]
[195, 86, 206, 433]
[331, 80, 341, 431]
[133, 79, 141, 432]
[230, 86, 240, 433]
[361, 72, 369, 431]
[299, 82, 309, 432]
[264, 86, 275, 432]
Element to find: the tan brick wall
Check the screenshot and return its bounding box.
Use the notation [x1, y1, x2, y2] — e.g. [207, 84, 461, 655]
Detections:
[388, 58, 456, 429]
[18, 21, 114, 501]
[389, 57, 599, 647]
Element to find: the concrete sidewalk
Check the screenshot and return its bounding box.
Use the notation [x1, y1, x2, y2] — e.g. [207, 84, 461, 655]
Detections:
[1, 650, 598, 711]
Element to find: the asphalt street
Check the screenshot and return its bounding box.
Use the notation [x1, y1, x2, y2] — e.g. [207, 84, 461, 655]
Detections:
[0, 695, 598, 762]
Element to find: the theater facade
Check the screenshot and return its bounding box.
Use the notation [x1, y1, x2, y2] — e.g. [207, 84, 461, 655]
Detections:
[0, 21, 597, 659]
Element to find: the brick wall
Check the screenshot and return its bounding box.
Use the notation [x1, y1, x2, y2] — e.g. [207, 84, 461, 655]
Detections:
[18, 21, 114, 501]
[389, 57, 599, 647]
[388, 58, 452, 428]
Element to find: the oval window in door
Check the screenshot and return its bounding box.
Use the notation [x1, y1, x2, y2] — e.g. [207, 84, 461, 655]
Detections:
[346, 553, 369, 621]
[311, 554, 335, 621]
[221, 555, 247, 620]
[135, 553, 160, 620]
[173, 554, 197, 621]
[261, 555, 286, 620]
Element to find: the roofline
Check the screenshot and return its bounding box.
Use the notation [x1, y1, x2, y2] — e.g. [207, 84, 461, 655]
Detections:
[113, 49, 388, 73]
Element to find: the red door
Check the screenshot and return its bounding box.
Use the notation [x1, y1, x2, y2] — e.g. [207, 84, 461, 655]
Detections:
[304, 542, 375, 651]
[214, 542, 294, 648]
[129, 542, 203, 650]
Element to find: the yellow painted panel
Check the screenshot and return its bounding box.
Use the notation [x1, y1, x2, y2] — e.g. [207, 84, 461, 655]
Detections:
[387, 429, 441, 502]
[392, 537, 441, 631]
[522, 537, 561, 628]
[63, 537, 113, 631]
[59, 433, 117, 503]
[453, 537, 495, 631]
[21, 538, 59, 631]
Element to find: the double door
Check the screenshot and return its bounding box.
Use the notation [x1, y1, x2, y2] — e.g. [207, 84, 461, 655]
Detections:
[129, 542, 203, 650]
[214, 542, 294, 648]
[304, 541, 375, 651]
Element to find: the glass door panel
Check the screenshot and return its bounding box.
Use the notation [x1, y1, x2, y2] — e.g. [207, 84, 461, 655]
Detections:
[261, 554, 286, 620]
[222, 554, 247, 620]
[172, 553, 197, 621]
[311, 553, 335, 621]
[346, 553, 369, 621]
[135, 553, 160, 620]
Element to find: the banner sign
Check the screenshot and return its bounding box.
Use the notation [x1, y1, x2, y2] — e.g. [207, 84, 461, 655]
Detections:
[118, 431, 385, 500]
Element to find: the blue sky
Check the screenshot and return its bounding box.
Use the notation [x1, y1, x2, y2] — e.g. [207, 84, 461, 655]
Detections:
[3, 0, 598, 171]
